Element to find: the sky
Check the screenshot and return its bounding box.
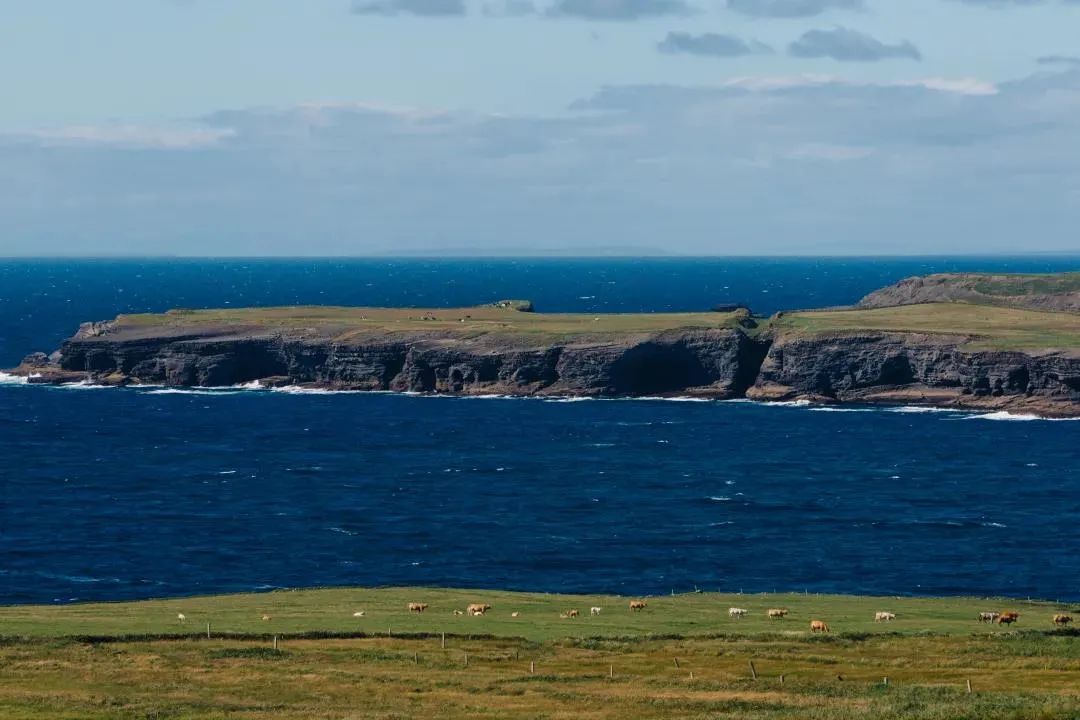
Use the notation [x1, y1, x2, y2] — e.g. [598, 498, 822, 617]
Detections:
[1, 0, 1079, 256]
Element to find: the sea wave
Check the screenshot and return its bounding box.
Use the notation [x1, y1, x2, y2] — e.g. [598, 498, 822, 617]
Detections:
[0, 372, 30, 385]
[145, 388, 244, 396]
[271, 385, 363, 395]
[887, 406, 965, 414]
[809, 406, 876, 413]
[58, 380, 115, 390]
[963, 411, 1079, 422]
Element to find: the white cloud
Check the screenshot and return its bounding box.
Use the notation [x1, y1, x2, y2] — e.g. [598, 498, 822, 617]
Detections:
[19, 124, 235, 149]
[1, 69, 1077, 255]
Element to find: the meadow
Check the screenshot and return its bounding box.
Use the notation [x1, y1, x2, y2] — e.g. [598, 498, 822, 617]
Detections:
[0, 587, 1076, 719]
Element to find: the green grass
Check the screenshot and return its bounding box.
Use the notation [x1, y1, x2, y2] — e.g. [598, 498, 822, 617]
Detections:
[965, 272, 1080, 297]
[0, 587, 1072, 642]
[111, 304, 748, 343]
[0, 588, 1076, 719]
[778, 303, 1080, 351]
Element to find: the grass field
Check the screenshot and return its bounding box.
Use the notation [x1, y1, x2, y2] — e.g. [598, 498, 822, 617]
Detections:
[779, 303, 1080, 351]
[112, 304, 748, 342]
[0, 588, 1076, 719]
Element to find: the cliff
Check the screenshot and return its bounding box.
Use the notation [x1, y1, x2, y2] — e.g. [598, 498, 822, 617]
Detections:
[13, 305, 769, 399]
[10, 279, 1080, 415]
[747, 330, 1080, 417]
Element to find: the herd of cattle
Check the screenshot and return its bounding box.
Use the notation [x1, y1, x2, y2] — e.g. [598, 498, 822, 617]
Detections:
[400, 601, 1075, 631]
[177, 605, 1074, 631]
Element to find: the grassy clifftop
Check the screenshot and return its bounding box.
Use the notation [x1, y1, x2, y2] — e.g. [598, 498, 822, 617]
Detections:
[110, 303, 750, 343]
[776, 303, 1080, 351]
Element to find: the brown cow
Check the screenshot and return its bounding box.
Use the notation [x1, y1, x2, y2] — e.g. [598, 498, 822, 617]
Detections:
[810, 620, 830, 633]
[996, 611, 1019, 626]
[467, 603, 491, 616]
[1052, 614, 1073, 627]
[408, 602, 429, 613]
[629, 600, 647, 612]
[566, 609, 579, 618]
[767, 608, 789, 619]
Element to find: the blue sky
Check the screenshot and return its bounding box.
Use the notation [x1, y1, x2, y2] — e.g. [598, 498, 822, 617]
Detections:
[2, 0, 1080, 255]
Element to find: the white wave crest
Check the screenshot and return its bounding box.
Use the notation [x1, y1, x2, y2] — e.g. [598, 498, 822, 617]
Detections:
[965, 411, 1079, 422]
[964, 411, 1041, 422]
[637, 396, 713, 403]
[0, 372, 29, 385]
[145, 388, 243, 396]
[271, 385, 362, 395]
[58, 380, 114, 390]
[809, 406, 875, 413]
[887, 406, 961, 414]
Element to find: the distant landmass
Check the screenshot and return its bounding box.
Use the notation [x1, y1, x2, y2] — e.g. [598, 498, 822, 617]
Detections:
[371, 245, 679, 257]
[10, 273, 1080, 416]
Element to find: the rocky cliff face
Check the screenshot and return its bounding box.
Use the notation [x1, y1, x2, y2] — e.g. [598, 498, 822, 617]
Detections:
[42, 327, 772, 399]
[12, 308, 1080, 415]
[748, 331, 1080, 415]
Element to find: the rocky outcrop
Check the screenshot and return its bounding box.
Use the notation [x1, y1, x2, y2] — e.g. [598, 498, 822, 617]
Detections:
[859, 273, 1080, 312]
[748, 331, 1080, 416]
[26, 326, 771, 399]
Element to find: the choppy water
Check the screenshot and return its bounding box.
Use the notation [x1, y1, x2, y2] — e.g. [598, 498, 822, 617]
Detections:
[1, 258, 1079, 603]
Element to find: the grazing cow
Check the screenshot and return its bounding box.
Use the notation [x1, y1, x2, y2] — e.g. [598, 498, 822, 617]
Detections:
[874, 612, 896, 622]
[629, 600, 647, 612]
[408, 603, 429, 613]
[511, 612, 520, 618]
[1052, 614, 1073, 627]
[729, 607, 748, 619]
[467, 603, 491, 616]
[353, 611, 365, 618]
[453, 610, 464, 616]
[978, 612, 1000, 624]
[566, 609, 579, 618]
[996, 611, 1019, 626]
[177, 613, 187, 624]
[767, 608, 788, 619]
[590, 607, 602, 616]
[810, 620, 830, 633]
[261, 615, 272, 622]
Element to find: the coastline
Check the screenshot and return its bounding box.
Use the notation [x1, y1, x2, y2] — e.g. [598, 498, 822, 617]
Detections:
[5, 370, 1079, 419]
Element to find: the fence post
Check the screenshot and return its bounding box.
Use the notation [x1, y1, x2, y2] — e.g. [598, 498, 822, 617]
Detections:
[530, 660, 535, 674]
[749, 661, 757, 680]
[441, 632, 446, 649]
[674, 657, 680, 669]
[966, 679, 972, 694]
[273, 635, 278, 651]
[206, 622, 211, 640]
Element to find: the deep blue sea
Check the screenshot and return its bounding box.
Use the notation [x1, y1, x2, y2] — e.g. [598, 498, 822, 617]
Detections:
[2, 257, 1079, 604]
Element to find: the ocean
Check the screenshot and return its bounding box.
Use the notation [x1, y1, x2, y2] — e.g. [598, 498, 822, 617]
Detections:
[1, 257, 1078, 603]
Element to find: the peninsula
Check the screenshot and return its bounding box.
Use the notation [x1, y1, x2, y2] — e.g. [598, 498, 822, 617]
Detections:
[11, 273, 1080, 416]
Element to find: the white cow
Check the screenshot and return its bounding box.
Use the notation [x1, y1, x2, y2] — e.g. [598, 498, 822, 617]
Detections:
[729, 607, 748, 619]
[590, 607, 602, 616]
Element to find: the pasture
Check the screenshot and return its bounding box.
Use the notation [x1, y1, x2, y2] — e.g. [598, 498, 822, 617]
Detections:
[0, 588, 1076, 719]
